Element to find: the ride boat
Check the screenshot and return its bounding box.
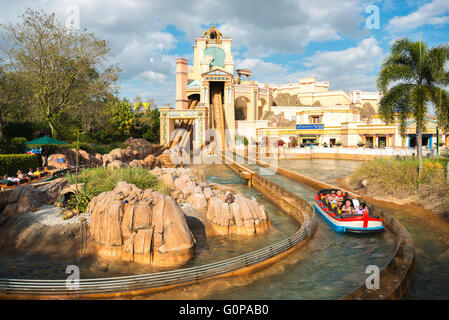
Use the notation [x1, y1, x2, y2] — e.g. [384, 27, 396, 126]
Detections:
[0, 169, 55, 191]
[314, 188, 384, 233]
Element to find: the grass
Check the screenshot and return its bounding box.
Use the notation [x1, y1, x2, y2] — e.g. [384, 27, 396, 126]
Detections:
[349, 157, 449, 214]
[67, 167, 171, 197]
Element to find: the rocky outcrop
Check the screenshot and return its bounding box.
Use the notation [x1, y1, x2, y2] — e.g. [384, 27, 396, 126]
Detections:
[266, 111, 296, 128]
[87, 182, 196, 267]
[150, 167, 270, 236]
[206, 193, 270, 236]
[1, 178, 69, 222]
[48, 149, 102, 169]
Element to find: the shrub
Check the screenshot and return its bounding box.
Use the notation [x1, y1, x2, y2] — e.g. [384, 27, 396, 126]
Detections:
[66, 167, 170, 197]
[235, 134, 249, 146]
[67, 187, 96, 213]
[0, 154, 40, 176]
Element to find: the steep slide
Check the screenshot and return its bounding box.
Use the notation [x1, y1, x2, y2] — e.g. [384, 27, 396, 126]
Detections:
[211, 86, 226, 151]
[169, 97, 199, 150]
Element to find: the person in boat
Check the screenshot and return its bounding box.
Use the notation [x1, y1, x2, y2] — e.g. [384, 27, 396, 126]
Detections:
[341, 199, 355, 215]
[327, 191, 336, 203]
[356, 202, 368, 216]
[33, 167, 42, 177]
[1, 174, 10, 185]
[27, 168, 34, 176]
[16, 170, 24, 179]
[336, 190, 345, 200]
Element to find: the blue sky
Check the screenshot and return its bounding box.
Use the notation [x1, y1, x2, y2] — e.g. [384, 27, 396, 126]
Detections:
[0, 0, 448, 106]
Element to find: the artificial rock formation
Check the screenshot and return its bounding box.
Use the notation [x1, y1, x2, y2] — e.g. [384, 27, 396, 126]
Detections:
[150, 167, 270, 236]
[87, 182, 196, 267]
[206, 193, 270, 236]
[1, 178, 69, 222]
[266, 111, 296, 128]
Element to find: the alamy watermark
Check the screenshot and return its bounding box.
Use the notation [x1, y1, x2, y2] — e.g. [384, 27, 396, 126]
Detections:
[365, 265, 380, 290]
[365, 5, 380, 30]
[66, 265, 80, 290]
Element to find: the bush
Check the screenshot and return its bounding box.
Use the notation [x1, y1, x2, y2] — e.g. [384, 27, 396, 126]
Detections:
[0, 137, 27, 154]
[66, 167, 170, 197]
[349, 157, 449, 200]
[0, 154, 40, 176]
[235, 134, 249, 146]
[67, 187, 96, 213]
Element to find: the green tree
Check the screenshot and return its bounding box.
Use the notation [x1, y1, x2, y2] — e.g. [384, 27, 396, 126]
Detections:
[377, 38, 449, 174]
[109, 98, 136, 138]
[0, 65, 29, 138]
[0, 9, 119, 138]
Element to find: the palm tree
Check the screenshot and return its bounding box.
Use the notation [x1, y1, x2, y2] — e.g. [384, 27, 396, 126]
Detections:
[377, 38, 449, 174]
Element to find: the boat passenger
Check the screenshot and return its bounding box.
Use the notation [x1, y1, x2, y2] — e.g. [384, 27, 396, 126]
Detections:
[33, 168, 42, 177]
[341, 199, 355, 215]
[27, 169, 34, 176]
[16, 170, 24, 179]
[336, 190, 344, 199]
[356, 203, 368, 216]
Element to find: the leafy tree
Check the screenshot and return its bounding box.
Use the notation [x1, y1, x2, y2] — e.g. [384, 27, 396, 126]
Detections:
[109, 98, 136, 138]
[0, 65, 29, 138]
[377, 38, 449, 174]
[0, 9, 119, 138]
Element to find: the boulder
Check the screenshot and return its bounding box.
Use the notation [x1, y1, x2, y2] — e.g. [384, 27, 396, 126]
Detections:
[206, 193, 269, 236]
[187, 191, 208, 210]
[143, 154, 156, 168]
[107, 160, 127, 169]
[87, 182, 195, 266]
[47, 154, 69, 169]
[123, 137, 155, 159]
[2, 186, 44, 219]
[128, 159, 144, 168]
[2, 178, 70, 221]
[158, 173, 175, 190]
[36, 178, 69, 203]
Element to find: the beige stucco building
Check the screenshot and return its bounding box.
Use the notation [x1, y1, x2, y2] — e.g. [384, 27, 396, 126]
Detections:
[160, 25, 444, 151]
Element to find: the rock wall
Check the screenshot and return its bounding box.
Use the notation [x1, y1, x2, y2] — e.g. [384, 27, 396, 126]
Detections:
[87, 182, 196, 267]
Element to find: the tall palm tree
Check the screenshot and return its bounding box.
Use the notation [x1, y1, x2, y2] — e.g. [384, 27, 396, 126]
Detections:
[377, 38, 449, 174]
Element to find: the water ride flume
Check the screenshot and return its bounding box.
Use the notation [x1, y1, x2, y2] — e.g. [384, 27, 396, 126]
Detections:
[0, 136, 68, 190]
[314, 189, 384, 233]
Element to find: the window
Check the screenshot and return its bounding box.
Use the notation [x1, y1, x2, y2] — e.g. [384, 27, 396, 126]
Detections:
[312, 116, 320, 124]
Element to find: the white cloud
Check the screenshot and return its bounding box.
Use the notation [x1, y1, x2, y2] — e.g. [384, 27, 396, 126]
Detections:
[0, 0, 377, 104]
[299, 38, 384, 91]
[388, 0, 449, 32]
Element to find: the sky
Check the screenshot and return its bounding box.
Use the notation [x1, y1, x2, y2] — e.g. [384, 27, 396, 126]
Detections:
[0, 0, 448, 106]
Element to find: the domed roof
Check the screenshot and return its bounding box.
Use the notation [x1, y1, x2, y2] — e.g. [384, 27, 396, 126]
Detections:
[202, 23, 223, 44]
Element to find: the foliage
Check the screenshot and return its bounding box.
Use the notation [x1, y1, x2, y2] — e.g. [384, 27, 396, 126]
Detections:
[350, 157, 449, 214]
[66, 167, 170, 196]
[235, 134, 249, 146]
[67, 186, 96, 213]
[0, 9, 120, 138]
[377, 38, 449, 171]
[0, 153, 39, 175]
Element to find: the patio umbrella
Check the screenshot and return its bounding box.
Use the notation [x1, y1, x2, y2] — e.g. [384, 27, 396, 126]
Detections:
[24, 136, 68, 147]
